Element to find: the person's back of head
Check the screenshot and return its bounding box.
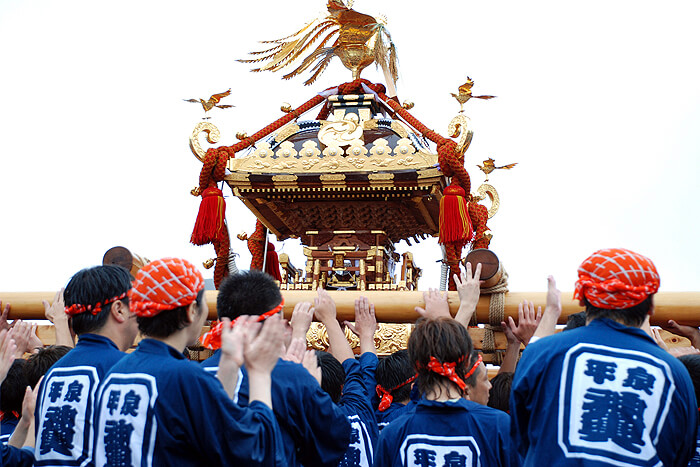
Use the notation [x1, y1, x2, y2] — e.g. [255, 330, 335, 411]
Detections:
[24, 345, 72, 388]
[376, 349, 415, 409]
[1, 360, 28, 418]
[409, 317, 473, 399]
[316, 350, 345, 404]
[216, 270, 282, 320]
[574, 248, 659, 328]
[64, 265, 132, 336]
[678, 354, 700, 409]
[487, 372, 514, 413]
[129, 258, 206, 339]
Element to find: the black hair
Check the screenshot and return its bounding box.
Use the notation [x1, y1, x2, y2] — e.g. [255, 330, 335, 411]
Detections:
[1, 360, 28, 416]
[376, 349, 414, 404]
[487, 372, 514, 413]
[216, 270, 282, 320]
[24, 345, 72, 388]
[137, 289, 205, 339]
[315, 350, 345, 404]
[678, 354, 700, 409]
[584, 295, 652, 328]
[409, 317, 473, 398]
[464, 349, 482, 388]
[563, 311, 587, 331]
[64, 265, 132, 336]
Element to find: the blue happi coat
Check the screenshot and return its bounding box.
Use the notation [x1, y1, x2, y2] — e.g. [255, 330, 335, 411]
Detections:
[35, 333, 125, 467]
[511, 318, 698, 466]
[374, 397, 520, 467]
[201, 350, 352, 467]
[93, 339, 285, 467]
[336, 356, 379, 467]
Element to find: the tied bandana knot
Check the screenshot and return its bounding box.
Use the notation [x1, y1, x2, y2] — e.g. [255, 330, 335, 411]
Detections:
[200, 299, 284, 350]
[426, 356, 467, 391]
[64, 292, 128, 317]
[128, 258, 204, 318]
[573, 248, 660, 309]
[375, 374, 417, 412]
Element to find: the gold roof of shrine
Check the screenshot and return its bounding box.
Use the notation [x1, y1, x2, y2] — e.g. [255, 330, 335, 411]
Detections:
[224, 92, 446, 243]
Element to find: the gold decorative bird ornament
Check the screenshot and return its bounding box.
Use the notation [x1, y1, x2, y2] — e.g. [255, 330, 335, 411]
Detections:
[184, 89, 235, 119]
[238, 1, 399, 93]
[451, 77, 495, 112]
[477, 158, 517, 181]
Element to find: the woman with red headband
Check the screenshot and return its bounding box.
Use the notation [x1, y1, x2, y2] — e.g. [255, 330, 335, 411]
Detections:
[375, 317, 521, 466]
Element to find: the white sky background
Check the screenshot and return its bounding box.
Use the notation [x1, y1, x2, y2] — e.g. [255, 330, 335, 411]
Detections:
[1, 0, 699, 295]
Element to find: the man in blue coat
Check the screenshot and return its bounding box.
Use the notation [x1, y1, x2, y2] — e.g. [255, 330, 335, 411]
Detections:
[93, 257, 285, 466]
[34, 265, 139, 467]
[511, 248, 697, 466]
[200, 269, 351, 467]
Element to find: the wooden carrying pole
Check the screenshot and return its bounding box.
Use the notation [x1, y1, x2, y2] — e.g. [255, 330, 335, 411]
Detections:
[2, 291, 699, 326]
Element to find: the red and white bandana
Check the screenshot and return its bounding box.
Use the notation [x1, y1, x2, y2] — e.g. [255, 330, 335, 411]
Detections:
[128, 258, 204, 317]
[574, 248, 660, 309]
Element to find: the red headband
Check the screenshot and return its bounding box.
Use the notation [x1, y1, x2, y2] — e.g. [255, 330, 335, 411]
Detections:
[376, 374, 417, 412]
[464, 354, 482, 380]
[425, 356, 467, 391]
[200, 299, 285, 350]
[64, 292, 127, 317]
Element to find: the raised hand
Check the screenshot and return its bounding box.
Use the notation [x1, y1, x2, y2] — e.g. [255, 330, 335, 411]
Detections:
[244, 314, 285, 376]
[508, 301, 542, 345]
[533, 276, 562, 340]
[282, 337, 307, 363]
[0, 330, 17, 382]
[244, 314, 285, 408]
[0, 301, 10, 332]
[345, 296, 378, 355]
[43, 289, 74, 348]
[454, 262, 482, 327]
[290, 301, 314, 341]
[9, 320, 32, 358]
[302, 349, 322, 385]
[313, 288, 337, 325]
[415, 289, 451, 320]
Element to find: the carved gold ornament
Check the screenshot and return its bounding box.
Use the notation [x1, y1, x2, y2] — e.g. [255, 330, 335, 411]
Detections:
[318, 114, 364, 147]
[229, 136, 437, 174]
[189, 122, 220, 162]
[475, 183, 500, 218]
[306, 322, 412, 355]
[447, 114, 473, 155]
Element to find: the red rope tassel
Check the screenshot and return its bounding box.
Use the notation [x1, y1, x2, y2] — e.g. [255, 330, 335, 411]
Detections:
[438, 185, 472, 248]
[190, 187, 226, 246]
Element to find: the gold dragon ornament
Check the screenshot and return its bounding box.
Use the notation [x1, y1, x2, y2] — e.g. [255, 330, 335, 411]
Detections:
[239, 0, 399, 94]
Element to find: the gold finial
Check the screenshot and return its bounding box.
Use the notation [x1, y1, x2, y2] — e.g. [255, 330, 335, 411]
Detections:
[237, 232, 249, 241]
[402, 101, 414, 110]
[183, 89, 235, 120]
[203, 258, 215, 269]
[281, 103, 293, 113]
[477, 157, 517, 181]
[238, 1, 398, 87]
[450, 77, 495, 112]
[236, 132, 248, 141]
[190, 187, 202, 196]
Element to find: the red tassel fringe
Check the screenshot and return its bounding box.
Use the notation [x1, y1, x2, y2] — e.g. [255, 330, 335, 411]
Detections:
[190, 187, 226, 245]
[439, 185, 473, 247]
